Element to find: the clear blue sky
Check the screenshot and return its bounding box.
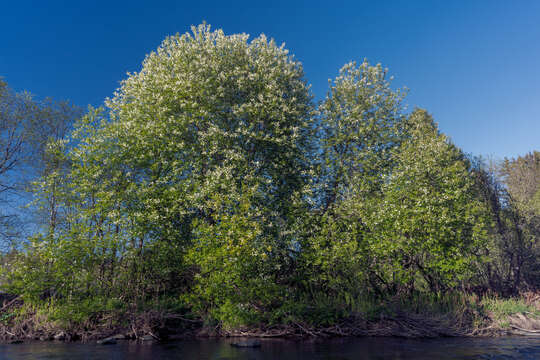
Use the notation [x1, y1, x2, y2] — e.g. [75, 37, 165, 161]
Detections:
[2, 0, 539, 159]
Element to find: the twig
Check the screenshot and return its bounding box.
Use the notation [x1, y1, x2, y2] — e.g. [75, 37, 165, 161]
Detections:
[0, 296, 20, 312]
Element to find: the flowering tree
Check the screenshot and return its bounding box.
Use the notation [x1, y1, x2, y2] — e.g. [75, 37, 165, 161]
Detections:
[10, 25, 315, 321]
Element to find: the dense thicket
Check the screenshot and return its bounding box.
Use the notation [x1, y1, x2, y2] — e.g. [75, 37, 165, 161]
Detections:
[472, 152, 540, 295]
[1, 25, 538, 330]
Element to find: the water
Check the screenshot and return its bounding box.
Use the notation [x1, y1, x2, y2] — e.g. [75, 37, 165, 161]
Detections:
[0, 337, 539, 359]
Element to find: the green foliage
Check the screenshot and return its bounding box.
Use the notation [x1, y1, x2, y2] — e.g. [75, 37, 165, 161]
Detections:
[318, 60, 406, 209]
[185, 190, 277, 327]
[0, 312, 16, 325]
[366, 110, 489, 292]
[47, 297, 126, 325]
[297, 60, 407, 307]
[1, 24, 537, 333]
[300, 64, 488, 309]
[482, 297, 540, 319]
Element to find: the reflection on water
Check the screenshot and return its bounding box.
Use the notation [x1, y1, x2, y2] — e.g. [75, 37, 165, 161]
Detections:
[0, 337, 539, 360]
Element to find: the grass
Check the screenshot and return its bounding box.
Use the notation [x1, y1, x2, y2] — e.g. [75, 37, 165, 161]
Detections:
[481, 297, 540, 320]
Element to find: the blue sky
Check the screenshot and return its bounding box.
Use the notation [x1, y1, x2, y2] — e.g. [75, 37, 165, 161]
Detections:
[1, 0, 539, 159]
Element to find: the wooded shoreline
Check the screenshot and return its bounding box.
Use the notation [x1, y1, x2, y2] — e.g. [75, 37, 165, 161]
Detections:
[1, 24, 539, 345]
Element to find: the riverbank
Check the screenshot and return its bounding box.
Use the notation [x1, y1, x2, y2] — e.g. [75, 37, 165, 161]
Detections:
[0, 293, 539, 344]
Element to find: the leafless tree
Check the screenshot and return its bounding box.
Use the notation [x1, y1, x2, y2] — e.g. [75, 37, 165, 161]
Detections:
[0, 79, 82, 248]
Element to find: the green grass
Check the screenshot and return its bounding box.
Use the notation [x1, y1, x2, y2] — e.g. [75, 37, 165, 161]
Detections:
[481, 297, 540, 319]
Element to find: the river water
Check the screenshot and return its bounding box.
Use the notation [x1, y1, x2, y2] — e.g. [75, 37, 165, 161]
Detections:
[0, 337, 539, 359]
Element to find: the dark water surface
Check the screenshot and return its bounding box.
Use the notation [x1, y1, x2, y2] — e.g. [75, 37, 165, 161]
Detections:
[0, 337, 539, 360]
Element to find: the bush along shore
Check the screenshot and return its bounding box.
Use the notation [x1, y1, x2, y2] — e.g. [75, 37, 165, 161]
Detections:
[0, 292, 539, 343]
[1, 24, 539, 344]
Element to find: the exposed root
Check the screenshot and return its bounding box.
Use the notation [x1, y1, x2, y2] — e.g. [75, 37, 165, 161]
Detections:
[0, 307, 200, 343]
[220, 312, 479, 339]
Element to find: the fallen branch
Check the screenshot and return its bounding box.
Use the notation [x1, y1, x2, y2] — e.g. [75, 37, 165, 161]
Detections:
[509, 325, 540, 333]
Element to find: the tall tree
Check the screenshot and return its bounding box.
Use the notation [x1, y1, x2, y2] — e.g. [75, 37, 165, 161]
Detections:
[10, 25, 316, 321]
[298, 60, 407, 304]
